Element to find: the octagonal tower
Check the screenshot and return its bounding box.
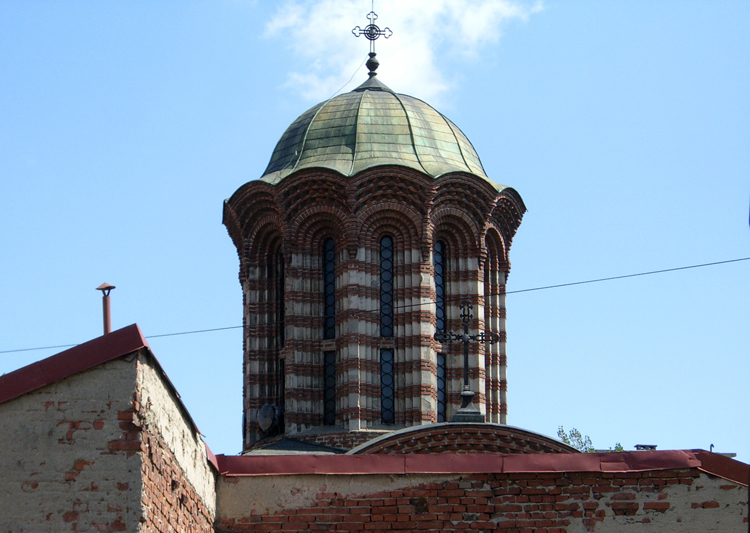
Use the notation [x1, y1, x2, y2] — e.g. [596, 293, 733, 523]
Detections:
[224, 72, 525, 452]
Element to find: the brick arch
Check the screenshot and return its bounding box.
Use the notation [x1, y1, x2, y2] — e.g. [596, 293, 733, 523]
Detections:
[484, 225, 508, 271]
[348, 424, 579, 455]
[490, 190, 525, 253]
[433, 174, 497, 228]
[351, 167, 432, 219]
[278, 170, 349, 220]
[226, 182, 280, 242]
[431, 211, 480, 258]
[243, 217, 285, 269]
[358, 207, 422, 250]
[287, 207, 348, 254]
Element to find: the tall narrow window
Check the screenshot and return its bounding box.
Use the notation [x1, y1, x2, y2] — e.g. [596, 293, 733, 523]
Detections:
[323, 238, 336, 339]
[323, 351, 336, 425]
[278, 358, 285, 413]
[380, 235, 395, 424]
[437, 353, 447, 422]
[380, 236, 394, 338]
[268, 251, 285, 348]
[267, 248, 285, 415]
[434, 240, 446, 332]
[322, 238, 337, 425]
[434, 240, 447, 422]
[380, 349, 395, 424]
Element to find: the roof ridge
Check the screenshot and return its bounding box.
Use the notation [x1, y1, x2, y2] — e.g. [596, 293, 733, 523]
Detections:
[0, 324, 148, 406]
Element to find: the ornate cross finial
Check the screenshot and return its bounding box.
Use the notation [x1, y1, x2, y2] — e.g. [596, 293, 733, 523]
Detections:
[352, 2, 392, 77]
[434, 300, 501, 423]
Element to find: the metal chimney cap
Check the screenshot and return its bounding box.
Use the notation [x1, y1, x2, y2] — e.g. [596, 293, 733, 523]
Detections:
[96, 283, 116, 292]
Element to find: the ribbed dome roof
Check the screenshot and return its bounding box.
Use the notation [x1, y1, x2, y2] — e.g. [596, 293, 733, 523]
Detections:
[260, 78, 495, 187]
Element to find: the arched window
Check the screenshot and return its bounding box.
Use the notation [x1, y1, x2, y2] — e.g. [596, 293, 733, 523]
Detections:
[323, 238, 336, 340]
[434, 240, 446, 332]
[380, 236, 394, 338]
[434, 240, 447, 422]
[380, 235, 395, 424]
[322, 238, 336, 425]
[265, 245, 285, 434]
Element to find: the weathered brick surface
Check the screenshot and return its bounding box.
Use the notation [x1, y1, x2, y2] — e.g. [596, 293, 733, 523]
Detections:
[0, 349, 216, 532]
[136, 355, 217, 532]
[0, 353, 143, 532]
[216, 470, 748, 532]
[350, 424, 578, 455]
[249, 428, 389, 453]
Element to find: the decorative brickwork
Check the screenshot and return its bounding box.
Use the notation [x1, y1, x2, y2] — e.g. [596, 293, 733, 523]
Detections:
[248, 429, 391, 453]
[225, 165, 525, 449]
[349, 423, 579, 455]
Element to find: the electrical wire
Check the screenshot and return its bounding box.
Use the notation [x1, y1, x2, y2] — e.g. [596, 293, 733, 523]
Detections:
[146, 325, 243, 339]
[1, 256, 748, 355]
[505, 256, 750, 295]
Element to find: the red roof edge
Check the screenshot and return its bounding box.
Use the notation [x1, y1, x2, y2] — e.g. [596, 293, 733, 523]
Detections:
[215, 450, 748, 485]
[694, 449, 749, 486]
[205, 441, 220, 473]
[0, 324, 149, 406]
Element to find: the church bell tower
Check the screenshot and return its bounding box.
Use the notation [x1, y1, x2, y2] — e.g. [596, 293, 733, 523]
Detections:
[223, 9, 525, 452]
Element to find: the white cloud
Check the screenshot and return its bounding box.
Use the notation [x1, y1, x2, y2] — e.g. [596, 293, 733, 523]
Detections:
[265, 0, 542, 104]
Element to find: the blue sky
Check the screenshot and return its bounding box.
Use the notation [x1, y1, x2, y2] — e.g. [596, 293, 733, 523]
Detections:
[1, 1, 748, 461]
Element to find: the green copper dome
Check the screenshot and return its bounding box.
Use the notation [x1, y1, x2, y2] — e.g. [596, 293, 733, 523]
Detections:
[260, 78, 494, 186]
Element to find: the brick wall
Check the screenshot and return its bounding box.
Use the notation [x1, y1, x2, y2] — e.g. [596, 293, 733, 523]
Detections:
[0, 354, 143, 532]
[0, 348, 217, 532]
[350, 424, 578, 455]
[216, 469, 748, 532]
[135, 355, 217, 532]
[249, 428, 390, 453]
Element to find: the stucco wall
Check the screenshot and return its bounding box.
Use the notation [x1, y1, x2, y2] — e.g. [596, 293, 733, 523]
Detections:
[0, 355, 143, 532]
[136, 355, 217, 530]
[216, 469, 748, 532]
[0, 349, 218, 533]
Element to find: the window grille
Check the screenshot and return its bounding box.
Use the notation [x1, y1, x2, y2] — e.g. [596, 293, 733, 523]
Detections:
[323, 238, 336, 340]
[434, 240, 447, 422]
[323, 351, 336, 425]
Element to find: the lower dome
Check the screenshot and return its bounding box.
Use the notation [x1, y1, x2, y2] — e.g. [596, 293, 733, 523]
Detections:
[260, 80, 498, 187]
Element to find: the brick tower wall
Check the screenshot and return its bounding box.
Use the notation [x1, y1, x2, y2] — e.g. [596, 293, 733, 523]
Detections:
[225, 166, 525, 449]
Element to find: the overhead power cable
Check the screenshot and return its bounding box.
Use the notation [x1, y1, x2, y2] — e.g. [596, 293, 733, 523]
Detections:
[505, 256, 750, 295]
[146, 325, 243, 339]
[1, 256, 748, 356]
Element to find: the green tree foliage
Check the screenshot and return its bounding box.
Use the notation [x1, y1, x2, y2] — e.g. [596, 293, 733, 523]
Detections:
[557, 426, 625, 453]
[558, 426, 594, 453]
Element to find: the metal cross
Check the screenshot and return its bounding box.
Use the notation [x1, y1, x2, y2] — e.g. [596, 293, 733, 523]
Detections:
[434, 300, 500, 422]
[352, 6, 392, 54]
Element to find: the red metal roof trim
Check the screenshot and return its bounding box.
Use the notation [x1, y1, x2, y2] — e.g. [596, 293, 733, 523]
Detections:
[215, 450, 747, 486]
[694, 450, 749, 486]
[0, 324, 149, 406]
[205, 441, 220, 473]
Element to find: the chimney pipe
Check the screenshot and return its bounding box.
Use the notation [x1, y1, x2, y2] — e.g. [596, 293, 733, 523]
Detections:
[96, 283, 116, 335]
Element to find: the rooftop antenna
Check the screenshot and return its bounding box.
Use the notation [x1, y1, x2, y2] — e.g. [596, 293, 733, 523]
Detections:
[96, 283, 115, 335]
[352, 0, 392, 78]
